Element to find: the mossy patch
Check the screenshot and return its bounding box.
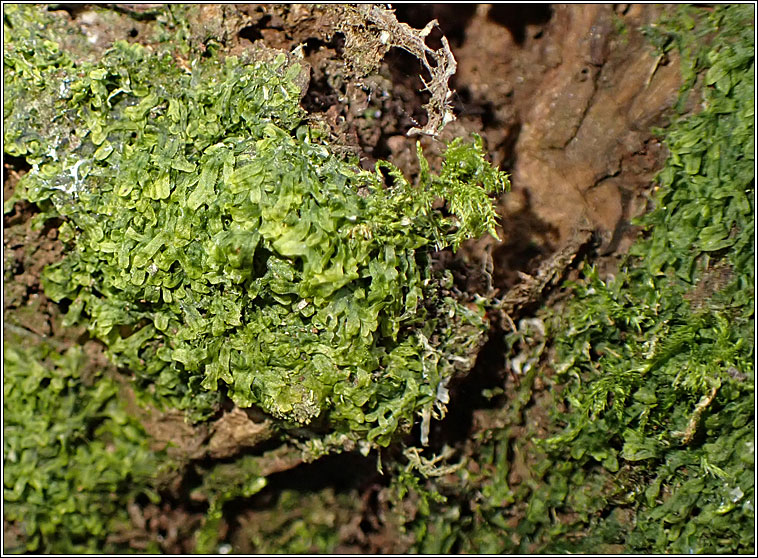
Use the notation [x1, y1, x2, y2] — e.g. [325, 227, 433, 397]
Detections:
[3, 338, 164, 553]
[5, 4, 507, 442]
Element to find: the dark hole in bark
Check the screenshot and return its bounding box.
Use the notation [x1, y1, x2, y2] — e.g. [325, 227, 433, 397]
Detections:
[488, 3, 553, 45]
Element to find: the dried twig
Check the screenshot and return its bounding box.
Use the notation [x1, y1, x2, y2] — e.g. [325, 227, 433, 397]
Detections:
[346, 5, 458, 137]
[680, 384, 720, 445]
[495, 225, 594, 330]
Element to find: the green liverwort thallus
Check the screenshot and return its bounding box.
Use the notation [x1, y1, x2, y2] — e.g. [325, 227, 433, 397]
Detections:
[5, 3, 509, 446]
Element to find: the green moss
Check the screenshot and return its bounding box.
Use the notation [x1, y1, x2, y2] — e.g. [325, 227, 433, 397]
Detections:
[3, 339, 163, 553]
[5, 5, 507, 447]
